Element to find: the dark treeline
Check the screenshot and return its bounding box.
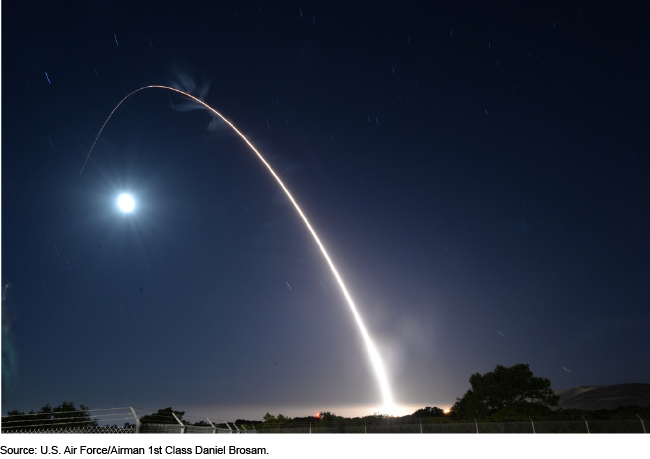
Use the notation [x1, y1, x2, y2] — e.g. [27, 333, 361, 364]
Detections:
[3, 365, 648, 431]
[3, 401, 648, 432]
[252, 405, 650, 432]
[1, 401, 97, 431]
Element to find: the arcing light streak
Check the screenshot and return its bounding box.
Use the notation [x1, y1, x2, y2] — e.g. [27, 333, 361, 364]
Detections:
[82, 85, 394, 410]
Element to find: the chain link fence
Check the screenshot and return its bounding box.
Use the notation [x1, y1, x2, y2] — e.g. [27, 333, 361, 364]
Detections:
[1, 406, 136, 433]
[2, 426, 136, 434]
[255, 416, 649, 433]
[2, 407, 648, 433]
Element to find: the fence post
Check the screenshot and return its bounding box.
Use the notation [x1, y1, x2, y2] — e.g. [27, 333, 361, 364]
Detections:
[474, 418, 479, 434]
[581, 415, 590, 434]
[309, 422, 311, 434]
[233, 423, 241, 434]
[171, 412, 185, 434]
[637, 414, 647, 434]
[225, 422, 233, 434]
[529, 417, 535, 434]
[241, 425, 248, 434]
[129, 407, 141, 434]
[207, 418, 216, 434]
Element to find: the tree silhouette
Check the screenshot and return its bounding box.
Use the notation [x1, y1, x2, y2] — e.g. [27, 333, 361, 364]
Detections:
[260, 412, 290, 430]
[410, 406, 445, 418]
[1, 401, 97, 431]
[139, 407, 185, 424]
[451, 363, 560, 418]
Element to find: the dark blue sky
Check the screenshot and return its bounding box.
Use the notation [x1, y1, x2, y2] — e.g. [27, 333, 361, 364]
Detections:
[2, 1, 649, 421]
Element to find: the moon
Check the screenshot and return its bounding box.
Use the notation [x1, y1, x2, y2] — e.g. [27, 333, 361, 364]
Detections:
[117, 193, 135, 213]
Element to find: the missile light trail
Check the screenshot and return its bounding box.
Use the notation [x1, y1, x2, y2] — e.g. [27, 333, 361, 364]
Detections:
[81, 85, 395, 411]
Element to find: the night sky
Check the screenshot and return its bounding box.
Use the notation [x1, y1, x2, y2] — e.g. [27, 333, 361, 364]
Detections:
[2, 1, 649, 422]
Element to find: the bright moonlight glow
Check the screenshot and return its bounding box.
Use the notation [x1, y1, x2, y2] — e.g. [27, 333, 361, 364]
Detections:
[117, 193, 135, 213]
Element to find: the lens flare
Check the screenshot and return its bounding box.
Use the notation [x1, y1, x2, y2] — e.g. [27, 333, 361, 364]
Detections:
[82, 85, 394, 410]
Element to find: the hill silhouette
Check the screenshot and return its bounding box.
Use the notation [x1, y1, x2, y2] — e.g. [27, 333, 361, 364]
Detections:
[555, 384, 650, 410]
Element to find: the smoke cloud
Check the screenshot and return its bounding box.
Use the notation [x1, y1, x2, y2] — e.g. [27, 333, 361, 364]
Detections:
[167, 70, 223, 133]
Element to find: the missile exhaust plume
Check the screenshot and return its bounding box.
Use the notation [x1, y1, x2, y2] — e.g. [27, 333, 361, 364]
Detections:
[82, 85, 394, 410]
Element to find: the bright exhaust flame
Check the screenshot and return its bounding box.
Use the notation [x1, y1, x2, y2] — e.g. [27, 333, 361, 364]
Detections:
[82, 85, 394, 411]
